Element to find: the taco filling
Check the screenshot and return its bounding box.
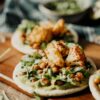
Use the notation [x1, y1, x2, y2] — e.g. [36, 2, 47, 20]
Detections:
[17, 19, 76, 49]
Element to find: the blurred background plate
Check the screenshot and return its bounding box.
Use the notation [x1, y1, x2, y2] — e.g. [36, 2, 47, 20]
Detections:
[29, 0, 58, 4]
[39, 0, 95, 23]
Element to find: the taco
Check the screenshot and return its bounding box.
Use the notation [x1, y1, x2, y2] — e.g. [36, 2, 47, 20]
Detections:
[13, 41, 96, 97]
[11, 19, 78, 54]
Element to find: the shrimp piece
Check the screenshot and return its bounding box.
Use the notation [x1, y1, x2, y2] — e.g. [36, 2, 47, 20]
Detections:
[66, 45, 86, 66]
[52, 19, 67, 36]
[52, 40, 69, 57]
[27, 26, 53, 44]
[45, 42, 64, 67]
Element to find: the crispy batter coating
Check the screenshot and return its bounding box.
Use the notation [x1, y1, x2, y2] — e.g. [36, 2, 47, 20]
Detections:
[52, 19, 67, 36]
[52, 40, 69, 57]
[45, 42, 64, 67]
[40, 19, 67, 36]
[27, 26, 53, 44]
[66, 45, 86, 66]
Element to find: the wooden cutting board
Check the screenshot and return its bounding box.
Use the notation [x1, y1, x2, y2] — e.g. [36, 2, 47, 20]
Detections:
[0, 38, 100, 100]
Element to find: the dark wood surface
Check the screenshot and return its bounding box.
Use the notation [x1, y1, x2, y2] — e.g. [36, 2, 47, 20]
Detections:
[0, 38, 100, 100]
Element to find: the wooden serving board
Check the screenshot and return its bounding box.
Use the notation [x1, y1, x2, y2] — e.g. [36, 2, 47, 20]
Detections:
[0, 38, 100, 100]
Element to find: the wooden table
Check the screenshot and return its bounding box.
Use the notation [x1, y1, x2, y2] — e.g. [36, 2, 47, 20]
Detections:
[0, 38, 100, 100]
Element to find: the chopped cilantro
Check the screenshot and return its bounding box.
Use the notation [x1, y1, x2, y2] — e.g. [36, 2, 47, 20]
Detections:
[85, 61, 92, 68]
[33, 53, 42, 59]
[28, 70, 37, 79]
[84, 71, 90, 78]
[40, 42, 47, 50]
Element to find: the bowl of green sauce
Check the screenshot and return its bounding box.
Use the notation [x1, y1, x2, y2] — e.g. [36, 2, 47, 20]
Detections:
[39, 0, 95, 23]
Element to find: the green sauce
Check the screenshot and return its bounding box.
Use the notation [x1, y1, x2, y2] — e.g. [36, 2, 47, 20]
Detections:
[46, 0, 83, 15]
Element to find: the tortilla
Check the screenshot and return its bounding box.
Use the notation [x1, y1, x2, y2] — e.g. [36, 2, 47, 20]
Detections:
[13, 57, 96, 97]
[89, 70, 100, 100]
[11, 30, 36, 54]
[11, 26, 78, 54]
[13, 62, 34, 94]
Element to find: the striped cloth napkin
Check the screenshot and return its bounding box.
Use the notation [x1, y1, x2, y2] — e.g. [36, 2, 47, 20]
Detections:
[68, 24, 100, 44]
[0, 0, 100, 44]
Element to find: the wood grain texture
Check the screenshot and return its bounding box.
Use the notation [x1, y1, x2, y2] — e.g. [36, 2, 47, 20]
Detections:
[0, 38, 100, 100]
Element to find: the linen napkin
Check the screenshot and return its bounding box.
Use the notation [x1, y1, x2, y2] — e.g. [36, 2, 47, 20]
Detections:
[0, 90, 9, 100]
[0, 82, 34, 100]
